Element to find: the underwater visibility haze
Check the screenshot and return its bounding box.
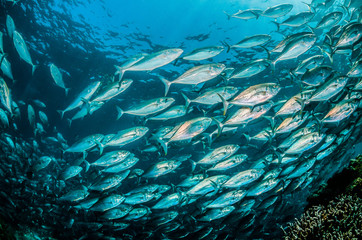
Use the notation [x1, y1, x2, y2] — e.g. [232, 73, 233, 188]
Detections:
[0, 0, 361, 239]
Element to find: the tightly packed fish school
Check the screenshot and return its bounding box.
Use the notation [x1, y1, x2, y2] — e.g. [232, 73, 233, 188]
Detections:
[0, 0, 361, 239]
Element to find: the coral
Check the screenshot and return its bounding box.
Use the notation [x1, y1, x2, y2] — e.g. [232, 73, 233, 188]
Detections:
[283, 155, 362, 239]
[283, 194, 362, 240]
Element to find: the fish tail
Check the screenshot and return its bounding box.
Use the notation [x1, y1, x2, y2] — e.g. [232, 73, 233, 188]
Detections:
[181, 93, 192, 109]
[57, 110, 65, 119]
[251, 10, 260, 19]
[114, 65, 126, 81]
[216, 93, 229, 116]
[158, 75, 172, 96]
[302, 2, 314, 13]
[64, 87, 70, 96]
[83, 160, 90, 173]
[211, 117, 224, 138]
[31, 64, 38, 76]
[317, 46, 333, 65]
[270, 21, 280, 32]
[223, 11, 232, 20]
[97, 142, 105, 155]
[66, 118, 72, 128]
[116, 106, 124, 120]
[190, 159, 197, 172]
[222, 41, 231, 53]
[271, 60, 277, 74]
[156, 138, 168, 155]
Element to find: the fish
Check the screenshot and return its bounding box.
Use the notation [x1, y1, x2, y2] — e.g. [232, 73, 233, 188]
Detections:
[306, 76, 348, 103]
[6, 15, 15, 39]
[206, 190, 246, 208]
[227, 34, 271, 50]
[301, 65, 334, 86]
[116, 97, 175, 119]
[0, 77, 12, 114]
[27, 104, 36, 129]
[228, 83, 280, 107]
[143, 159, 183, 178]
[0, 109, 9, 127]
[159, 63, 226, 96]
[50, 64, 69, 95]
[292, 55, 324, 75]
[101, 126, 149, 151]
[321, 99, 359, 124]
[186, 175, 230, 196]
[228, 59, 271, 80]
[58, 81, 101, 118]
[262, 4, 293, 18]
[147, 105, 188, 121]
[13, 31, 36, 75]
[315, 12, 343, 30]
[284, 132, 326, 155]
[0, 32, 3, 53]
[0, 55, 14, 81]
[92, 79, 133, 102]
[115, 48, 183, 80]
[272, 34, 317, 68]
[65, 134, 104, 155]
[90, 194, 125, 212]
[273, 12, 315, 31]
[224, 9, 261, 20]
[196, 144, 240, 165]
[91, 150, 132, 167]
[182, 86, 239, 107]
[59, 186, 89, 202]
[199, 206, 235, 221]
[59, 166, 83, 181]
[207, 154, 248, 171]
[158, 117, 213, 155]
[102, 156, 139, 173]
[89, 170, 130, 192]
[347, 60, 362, 77]
[101, 205, 132, 220]
[182, 46, 224, 61]
[223, 169, 265, 188]
[152, 192, 186, 209]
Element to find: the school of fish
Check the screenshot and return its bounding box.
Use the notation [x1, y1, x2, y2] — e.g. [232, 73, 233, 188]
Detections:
[0, 0, 361, 239]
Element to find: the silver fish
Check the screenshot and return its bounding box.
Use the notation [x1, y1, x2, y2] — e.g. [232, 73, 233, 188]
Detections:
[160, 63, 226, 96]
[89, 170, 130, 192]
[143, 159, 183, 178]
[6, 15, 15, 39]
[50, 64, 69, 95]
[0, 55, 14, 81]
[148, 105, 187, 121]
[116, 97, 175, 119]
[13, 31, 36, 75]
[115, 48, 183, 80]
[92, 79, 133, 102]
[59, 81, 101, 118]
[229, 34, 271, 50]
[262, 4, 293, 18]
[199, 206, 235, 221]
[0, 77, 12, 114]
[229, 59, 271, 80]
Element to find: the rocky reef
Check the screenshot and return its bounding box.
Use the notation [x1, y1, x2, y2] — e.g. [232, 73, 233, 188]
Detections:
[283, 155, 362, 239]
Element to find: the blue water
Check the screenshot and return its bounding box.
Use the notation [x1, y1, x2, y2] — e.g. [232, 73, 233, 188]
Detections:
[0, 0, 361, 239]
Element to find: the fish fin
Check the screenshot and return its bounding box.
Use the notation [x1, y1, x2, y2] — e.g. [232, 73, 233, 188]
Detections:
[80, 98, 91, 115]
[211, 117, 224, 137]
[223, 11, 232, 20]
[158, 75, 172, 96]
[251, 10, 260, 19]
[82, 151, 87, 159]
[116, 106, 124, 120]
[64, 88, 70, 96]
[302, 2, 314, 12]
[181, 93, 192, 109]
[216, 93, 229, 116]
[57, 110, 65, 119]
[31, 64, 38, 76]
[241, 133, 251, 144]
